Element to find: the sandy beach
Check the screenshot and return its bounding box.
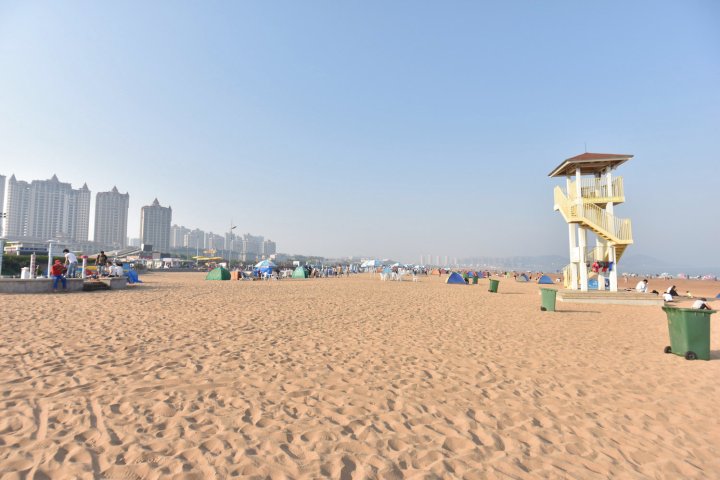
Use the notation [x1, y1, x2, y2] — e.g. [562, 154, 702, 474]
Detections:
[1, 272, 719, 479]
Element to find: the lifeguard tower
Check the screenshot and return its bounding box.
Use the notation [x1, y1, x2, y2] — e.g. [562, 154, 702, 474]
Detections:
[549, 153, 633, 292]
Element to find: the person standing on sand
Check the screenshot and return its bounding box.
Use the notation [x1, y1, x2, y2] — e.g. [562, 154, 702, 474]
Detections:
[96, 250, 108, 276]
[63, 249, 78, 278]
[51, 259, 67, 292]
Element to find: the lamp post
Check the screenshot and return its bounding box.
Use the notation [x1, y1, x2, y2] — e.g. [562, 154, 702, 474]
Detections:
[228, 223, 237, 266]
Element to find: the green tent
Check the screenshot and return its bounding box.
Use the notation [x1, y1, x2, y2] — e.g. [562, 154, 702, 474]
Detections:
[292, 266, 308, 278]
[206, 267, 231, 280]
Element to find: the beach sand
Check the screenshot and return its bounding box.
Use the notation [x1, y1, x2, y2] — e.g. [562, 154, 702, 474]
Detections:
[1, 272, 719, 479]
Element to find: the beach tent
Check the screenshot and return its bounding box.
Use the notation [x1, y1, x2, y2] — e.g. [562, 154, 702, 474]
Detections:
[716, 293, 720, 299]
[516, 274, 529, 282]
[538, 275, 553, 284]
[292, 266, 308, 278]
[446, 272, 466, 285]
[206, 267, 231, 280]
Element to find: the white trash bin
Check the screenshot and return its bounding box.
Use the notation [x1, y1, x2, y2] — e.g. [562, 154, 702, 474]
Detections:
[20, 267, 30, 279]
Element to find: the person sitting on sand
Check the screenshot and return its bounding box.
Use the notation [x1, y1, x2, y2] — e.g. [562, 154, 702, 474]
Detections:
[635, 279, 648, 293]
[666, 285, 679, 297]
[50, 259, 67, 292]
[691, 298, 712, 310]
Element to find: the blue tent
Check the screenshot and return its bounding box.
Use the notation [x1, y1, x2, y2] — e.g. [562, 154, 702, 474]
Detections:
[716, 293, 720, 299]
[538, 275, 553, 284]
[516, 273, 529, 282]
[446, 272, 466, 285]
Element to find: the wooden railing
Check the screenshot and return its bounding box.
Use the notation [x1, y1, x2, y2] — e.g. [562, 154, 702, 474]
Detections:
[554, 187, 633, 244]
[567, 176, 624, 202]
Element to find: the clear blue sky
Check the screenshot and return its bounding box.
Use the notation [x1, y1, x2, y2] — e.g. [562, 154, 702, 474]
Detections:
[1, 1, 718, 265]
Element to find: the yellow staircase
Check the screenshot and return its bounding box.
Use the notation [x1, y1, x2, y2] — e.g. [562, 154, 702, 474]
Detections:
[554, 185, 633, 288]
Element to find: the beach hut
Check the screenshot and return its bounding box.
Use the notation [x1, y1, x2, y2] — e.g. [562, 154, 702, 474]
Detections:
[206, 267, 231, 280]
[292, 266, 308, 278]
[516, 274, 529, 282]
[538, 275, 553, 284]
[446, 272, 466, 285]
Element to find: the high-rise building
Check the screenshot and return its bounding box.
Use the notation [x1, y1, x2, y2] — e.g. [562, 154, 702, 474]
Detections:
[206, 232, 225, 251]
[262, 239, 276, 256]
[4, 175, 30, 237]
[170, 225, 190, 249]
[68, 183, 91, 242]
[4, 174, 90, 241]
[0, 174, 5, 236]
[94, 186, 129, 249]
[140, 198, 172, 252]
[241, 233, 264, 261]
[184, 228, 205, 250]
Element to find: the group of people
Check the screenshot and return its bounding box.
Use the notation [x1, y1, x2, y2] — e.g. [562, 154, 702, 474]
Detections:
[50, 249, 125, 292]
[635, 279, 712, 310]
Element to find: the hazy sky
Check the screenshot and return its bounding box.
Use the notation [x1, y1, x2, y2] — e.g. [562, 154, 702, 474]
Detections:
[1, 1, 718, 265]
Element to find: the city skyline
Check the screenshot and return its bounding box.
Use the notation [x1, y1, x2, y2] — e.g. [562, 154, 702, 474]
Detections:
[1, 2, 719, 265]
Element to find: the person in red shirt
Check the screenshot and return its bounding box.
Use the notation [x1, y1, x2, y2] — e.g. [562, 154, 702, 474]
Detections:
[50, 259, 67, 292]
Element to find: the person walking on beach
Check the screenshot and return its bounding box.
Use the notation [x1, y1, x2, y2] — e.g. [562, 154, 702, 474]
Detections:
[63, 249, 78, 278]
[51, 259, 67, 292]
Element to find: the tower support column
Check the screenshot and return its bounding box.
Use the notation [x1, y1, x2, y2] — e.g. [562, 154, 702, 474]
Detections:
[578, 227, 588, 291]
[568, 223, 578, 289]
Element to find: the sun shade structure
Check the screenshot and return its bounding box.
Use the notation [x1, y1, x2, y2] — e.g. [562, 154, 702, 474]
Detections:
[548, 153, 633, 178]
[551, 152, 633, 292]
[206, 267, 231, 280]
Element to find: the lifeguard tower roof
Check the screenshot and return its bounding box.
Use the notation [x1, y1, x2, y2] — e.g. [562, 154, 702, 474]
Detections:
[548, 152, 633, 177]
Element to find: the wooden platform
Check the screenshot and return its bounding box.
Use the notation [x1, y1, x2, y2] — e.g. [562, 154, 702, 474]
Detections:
[557, 289, 665, 306]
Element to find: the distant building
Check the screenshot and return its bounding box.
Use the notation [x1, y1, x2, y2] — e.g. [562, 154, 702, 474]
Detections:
[128, 237, 141, 247]
[206, 232, 225, 251]
[184, 228, 205, 250]
[94, 186, 129, 249]
[241, 233, 264, 261]
[170, 225, 190, 249]
[0, 174, 5, 236]
[3, 174, 90, 242]
[140, 198, 172, 252]
[4, 175, 30, 238]
[262, 239, 276, 256]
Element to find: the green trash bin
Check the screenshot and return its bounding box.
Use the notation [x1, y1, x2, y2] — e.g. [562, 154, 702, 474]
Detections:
[540, 288, 557, 312]
[662, 306, 715, 360]
[488, 278, 499, 293]
[472, 276, 478, 285]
